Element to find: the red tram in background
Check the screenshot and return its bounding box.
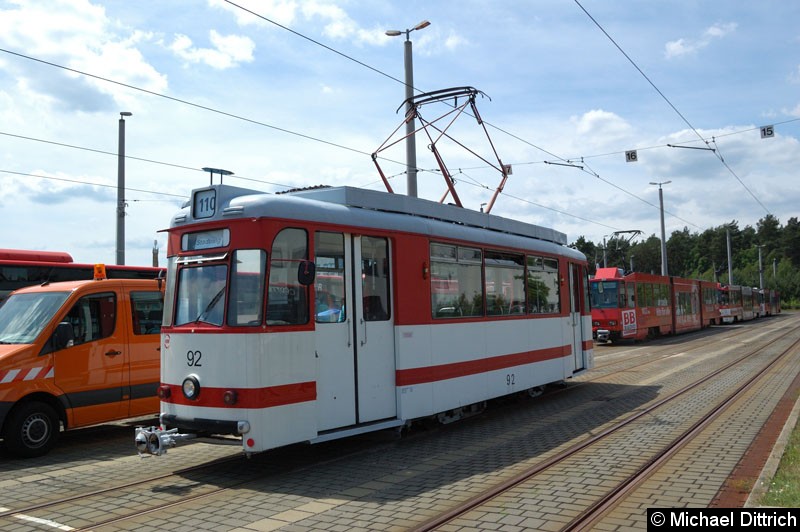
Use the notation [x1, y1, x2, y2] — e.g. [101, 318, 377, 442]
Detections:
[590, 268, 779, 342]
[136, 184, 593, 456]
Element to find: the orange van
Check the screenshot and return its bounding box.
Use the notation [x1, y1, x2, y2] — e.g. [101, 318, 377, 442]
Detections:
[0, 275, 164, 457]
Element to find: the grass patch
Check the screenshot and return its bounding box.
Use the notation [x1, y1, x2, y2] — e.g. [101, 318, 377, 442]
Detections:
[759, 418, 800, 506]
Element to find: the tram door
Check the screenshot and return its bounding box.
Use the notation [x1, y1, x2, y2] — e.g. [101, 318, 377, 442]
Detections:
[314, 232, 396, 432]
[569, 263, 587, 371]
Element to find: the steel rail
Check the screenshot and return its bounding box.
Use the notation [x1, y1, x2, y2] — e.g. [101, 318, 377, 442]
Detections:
[412, 321, 800, 531]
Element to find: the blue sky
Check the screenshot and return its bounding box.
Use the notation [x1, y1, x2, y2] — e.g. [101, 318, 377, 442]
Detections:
[1, 0, 798, 267]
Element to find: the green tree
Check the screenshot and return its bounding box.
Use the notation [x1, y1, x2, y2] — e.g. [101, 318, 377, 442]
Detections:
[783, 218, 800, 268]
[578, 217, 799, 305]
[570, 236, 597, 272]
[629, 235, 662, 274]
[757, 214, 782, 253]
[666, 227, 694, 277]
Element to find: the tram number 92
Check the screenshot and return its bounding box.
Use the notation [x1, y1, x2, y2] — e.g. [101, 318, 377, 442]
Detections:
[506, 373, 515, 386]
[187, 350, 202, 366]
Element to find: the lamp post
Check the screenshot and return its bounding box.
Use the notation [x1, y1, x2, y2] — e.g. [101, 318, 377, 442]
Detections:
[385, 20, 430, 198]
[726, 225, 734, 285]
[117, 112, 132, 265]
[649, 180, 671, 276]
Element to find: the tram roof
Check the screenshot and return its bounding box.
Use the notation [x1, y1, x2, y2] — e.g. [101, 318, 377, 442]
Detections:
[175, 185, 581, 258]
[290, 186, 568, 246]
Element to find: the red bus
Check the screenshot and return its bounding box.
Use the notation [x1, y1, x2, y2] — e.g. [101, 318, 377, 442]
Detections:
[0, 249, 165, 304]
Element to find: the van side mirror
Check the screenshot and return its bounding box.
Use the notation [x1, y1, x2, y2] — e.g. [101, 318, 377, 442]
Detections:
[297, 260, 316, 286]
[53, 321, 75, 350]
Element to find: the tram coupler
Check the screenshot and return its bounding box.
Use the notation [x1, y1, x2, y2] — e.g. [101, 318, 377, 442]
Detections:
[135, 425, 196, 457]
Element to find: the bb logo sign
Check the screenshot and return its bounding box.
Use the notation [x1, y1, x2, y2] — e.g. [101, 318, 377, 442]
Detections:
[622, 309, 637, 337]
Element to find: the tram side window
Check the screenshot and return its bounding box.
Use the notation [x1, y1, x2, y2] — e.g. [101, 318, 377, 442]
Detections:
[704, 287, 714, 305]
[675, 292, 693, 316]
[130, 291, 163, 335]
[430, 243, 482, 318]
[485, 251, 524, 315]
[267, 228, 309, 326]
[228, 249, 266, 326]
[315, 232, 346, 323]
[62, 292, 116, 346]
[637, 283, 653, 307]
[656, 284, 669, 307]
[526, 256, 560, 314]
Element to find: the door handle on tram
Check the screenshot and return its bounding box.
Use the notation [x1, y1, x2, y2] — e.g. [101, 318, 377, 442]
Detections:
[105, 349, 122, 357]
[360, 318, 367, 346]
[346, 318, 352, 347]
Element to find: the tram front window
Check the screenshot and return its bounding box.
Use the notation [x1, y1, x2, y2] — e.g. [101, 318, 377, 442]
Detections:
[175, 264, 228, 326]
[590, 281, 620, 309]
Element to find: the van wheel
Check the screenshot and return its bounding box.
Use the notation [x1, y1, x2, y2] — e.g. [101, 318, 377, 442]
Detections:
[3, 402, 60, 458]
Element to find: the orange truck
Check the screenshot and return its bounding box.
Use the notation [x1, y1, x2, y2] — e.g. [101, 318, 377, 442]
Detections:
[0, 269, 164, 457]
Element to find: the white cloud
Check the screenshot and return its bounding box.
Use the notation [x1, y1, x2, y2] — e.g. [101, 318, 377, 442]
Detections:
[0, 0, 167, 109]
[704, 22, 737, 39]
[571, 109, 633, 147]
[444, 31, 468, 52]
[210, 0, 403, 48]
[168, 30, 255, 69]
[664, 22, 738, 58]
[302, 1, 353, 39]
[208, 0, 298, 26]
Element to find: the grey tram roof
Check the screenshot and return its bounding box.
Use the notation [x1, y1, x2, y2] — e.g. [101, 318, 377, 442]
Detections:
[174, 185, 584, 260]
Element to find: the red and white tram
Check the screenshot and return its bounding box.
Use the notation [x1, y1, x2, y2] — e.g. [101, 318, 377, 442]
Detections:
[136, 184, 593, 455]
[718, 284, 744, 324]
[590, 269, 717, 342]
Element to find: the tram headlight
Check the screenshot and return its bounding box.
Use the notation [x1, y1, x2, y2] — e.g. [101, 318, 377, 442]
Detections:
[182, 375, 201, 400]
[608, 320, 617, 326]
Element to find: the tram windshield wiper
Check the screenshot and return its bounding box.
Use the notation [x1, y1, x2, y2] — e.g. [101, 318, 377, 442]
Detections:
[194, 287, 225, 324]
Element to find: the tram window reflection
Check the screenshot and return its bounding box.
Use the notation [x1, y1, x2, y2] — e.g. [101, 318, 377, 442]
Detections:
[228, 249, 266, 326]
[314, 232, 347, 323]
[267, 228, 309, 325]
[361, 236, 390, 322]
[175, 265, 228, 326]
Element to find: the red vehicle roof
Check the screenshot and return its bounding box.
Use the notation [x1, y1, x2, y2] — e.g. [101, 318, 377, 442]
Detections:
[593, 267, 625, 279]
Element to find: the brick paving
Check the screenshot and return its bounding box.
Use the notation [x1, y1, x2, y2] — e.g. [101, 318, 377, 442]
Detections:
[0, 315, 797, 532]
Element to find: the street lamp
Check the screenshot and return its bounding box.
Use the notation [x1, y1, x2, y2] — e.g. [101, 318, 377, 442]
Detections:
[649, 180, 671, 276]
[385, 19, 430, 198]
[117, 111, 132, 265]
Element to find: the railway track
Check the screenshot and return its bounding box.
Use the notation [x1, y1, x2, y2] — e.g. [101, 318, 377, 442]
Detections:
[0, 314, 795, 531]
[415, 315, 800, 530]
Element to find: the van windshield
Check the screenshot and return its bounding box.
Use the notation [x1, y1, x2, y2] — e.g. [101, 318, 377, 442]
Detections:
[0, 291, 70, 344]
